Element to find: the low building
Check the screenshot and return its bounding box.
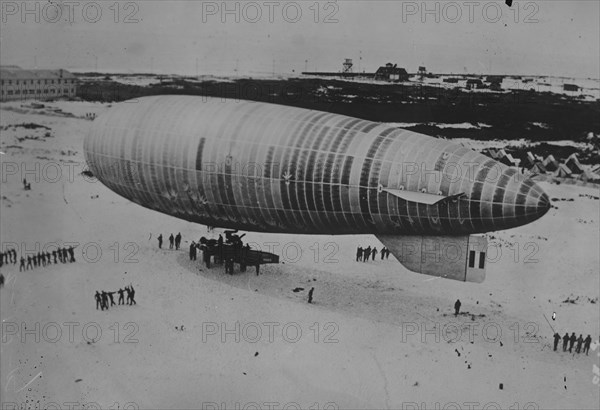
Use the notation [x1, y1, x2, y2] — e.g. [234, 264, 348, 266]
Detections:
[374, 63, 409, 82]
[563, 83, 579, 92]
[0, 66, 77, 102]
[466, 79, 485, 89]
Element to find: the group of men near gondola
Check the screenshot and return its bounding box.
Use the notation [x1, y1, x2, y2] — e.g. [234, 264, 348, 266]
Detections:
[356, 246, 390, 262]
[157, 233, 182, 250]
[553, 332, 594, 355]
[95, 285, 136, 310]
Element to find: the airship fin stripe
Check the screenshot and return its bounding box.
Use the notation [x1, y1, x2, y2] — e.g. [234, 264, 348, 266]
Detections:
[383, 188, 466, 205]
[384, 188, 441, 205]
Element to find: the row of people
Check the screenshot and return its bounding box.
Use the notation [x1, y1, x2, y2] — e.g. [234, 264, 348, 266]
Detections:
[19, 247, 76, 271]
[356, 246, 391, 262]
[553, 332, 594, 355]
[95, 286, 136, 310]
[0, 249, 17, 266]
[157, 233, 182, 250]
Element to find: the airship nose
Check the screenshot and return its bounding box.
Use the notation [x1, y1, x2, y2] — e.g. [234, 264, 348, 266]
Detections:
[477, 166, 551, 232]
[509, 175, 550, 226]
[525, 181, 551, 221]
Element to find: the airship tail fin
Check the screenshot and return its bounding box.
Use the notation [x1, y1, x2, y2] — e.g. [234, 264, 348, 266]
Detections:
[376, 234, 487, 283]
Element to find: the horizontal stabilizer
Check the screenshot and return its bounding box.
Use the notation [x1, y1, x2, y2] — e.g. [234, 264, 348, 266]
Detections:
[376, 234, 487, 283]
[382, 188, 465, 205]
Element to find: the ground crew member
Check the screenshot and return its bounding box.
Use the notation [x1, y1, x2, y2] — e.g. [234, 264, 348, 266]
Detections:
[454, 299, 462, 316]
[583, 335, 592, 355]
[569, 332, 577, 353]
[363, 246, 371, 262]
[101, 291, 109, 310]
[553, 333, 561, 351]
[108, 291, 116, 307]
[562, 333, 569, 352]
[308, 287, 314, 304]
[95, 291, 102, 310]
[576, 334, 584, 353]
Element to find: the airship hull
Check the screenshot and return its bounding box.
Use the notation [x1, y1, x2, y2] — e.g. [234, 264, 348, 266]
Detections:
[84, 95, 550, 282]
[84, 95, 548, 235]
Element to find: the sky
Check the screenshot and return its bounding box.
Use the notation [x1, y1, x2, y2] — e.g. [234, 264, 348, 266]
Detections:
[1, 0, 599, 78]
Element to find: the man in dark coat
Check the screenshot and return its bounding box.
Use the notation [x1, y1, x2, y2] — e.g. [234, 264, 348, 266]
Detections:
[583, 335, 592, 355]
[576, 334, 584, 353]
[553, 332, 561, 351]
[562, 333, 569, 352]
[356, 247, 363, 262]
[189, 242, 196, 260]
[101, 291, 109, 310]
[169, 234, 174, 249]
[569, 332, 577, 353]
[107, 291, 116, 307]
[454, 299, 462, 316]
[95, 291, 102, 310]
[158, 234, 163, 249]
[363, 246, 371, 262]
[118, 288, 125, 305]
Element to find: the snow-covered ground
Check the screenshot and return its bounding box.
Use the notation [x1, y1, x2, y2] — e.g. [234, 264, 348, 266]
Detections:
[1, 101, 599, 409]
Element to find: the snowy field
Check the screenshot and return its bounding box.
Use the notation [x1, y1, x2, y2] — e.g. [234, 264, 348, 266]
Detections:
[1, 100, 599, 409]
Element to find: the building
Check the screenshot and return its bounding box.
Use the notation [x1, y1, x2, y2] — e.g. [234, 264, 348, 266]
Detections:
[0, 66, 77, 102]
[374, 63, 409, 82]
[563, 83, 579, 92]
[466, 79, 485, 90]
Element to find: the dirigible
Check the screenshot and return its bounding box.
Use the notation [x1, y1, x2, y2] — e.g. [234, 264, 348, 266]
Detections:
[84, 95, 550, 283]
